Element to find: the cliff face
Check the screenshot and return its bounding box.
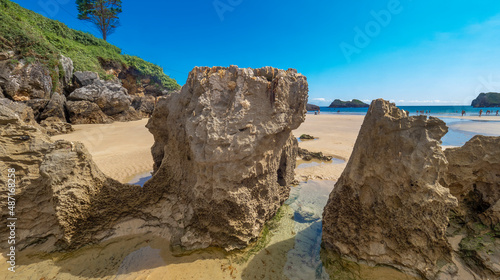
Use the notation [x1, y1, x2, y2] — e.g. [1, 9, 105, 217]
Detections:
[322, 99, 458, 279]
[0, 66, 307, 253]
[471, 92, 500, 107]
[146, 66, 308, 250]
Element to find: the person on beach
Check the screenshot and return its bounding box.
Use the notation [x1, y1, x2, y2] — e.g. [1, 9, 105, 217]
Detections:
[496, 110, 499, 116]
[479, 109, 483, 117]
[462, 110, 466, 116]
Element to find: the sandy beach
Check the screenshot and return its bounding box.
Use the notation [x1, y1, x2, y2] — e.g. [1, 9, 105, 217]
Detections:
[50, 114, 500, 184]
[51, 118, 155, 183]
[2, 113, 494, 280]
[49, 114, 364, 184]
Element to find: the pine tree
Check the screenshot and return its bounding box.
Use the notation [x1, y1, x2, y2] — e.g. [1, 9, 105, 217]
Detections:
[76, 0, 122, 41]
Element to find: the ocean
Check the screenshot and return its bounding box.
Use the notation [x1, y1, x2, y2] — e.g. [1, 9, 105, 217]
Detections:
[312, 105, 500, 147]
[316, 105, 499, 116]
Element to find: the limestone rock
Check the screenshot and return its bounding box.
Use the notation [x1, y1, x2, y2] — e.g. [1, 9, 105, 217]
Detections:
[59, 55, 74, 89]
[66, 100, 113, 124]
[0, 66, 307, 255]
[73, 71, 99, 88]
[0, 98, 38, 126]
[132, 95, 156, 117]
[68, 80, 132, 117]
[110, 106, 142, 122]
[24, 98, 50, 121]
[444, 135, 500, 226]
[0, 60, 52, 101]
[0, 101, 141, 251]
[322, 99, 458, 279]
[40, 117, 74, 136]
[40, 92, 67, 121]
[146, 66, 307, 250]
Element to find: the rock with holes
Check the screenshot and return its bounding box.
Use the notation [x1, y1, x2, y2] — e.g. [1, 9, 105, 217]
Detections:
[444, 135, 500, 226]
[0, 60, 52, 101]
[322, 99, 458, 279]
[145, 65, 308, 250]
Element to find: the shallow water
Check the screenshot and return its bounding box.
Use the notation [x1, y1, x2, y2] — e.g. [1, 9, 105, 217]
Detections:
[296, 158, 345, 169]
[127, 171, 152, 187]
[439, 117, 500, 146]
[283, 181, 334, 279]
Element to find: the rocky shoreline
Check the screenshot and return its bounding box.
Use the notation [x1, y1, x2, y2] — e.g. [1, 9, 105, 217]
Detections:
[0, 66, 499, 279]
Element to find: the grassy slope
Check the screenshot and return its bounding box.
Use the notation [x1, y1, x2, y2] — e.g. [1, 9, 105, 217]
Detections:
[0, 0, 180, 91]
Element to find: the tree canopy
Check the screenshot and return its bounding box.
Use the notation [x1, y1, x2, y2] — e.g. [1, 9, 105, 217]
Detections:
[76, 0, 122, 41]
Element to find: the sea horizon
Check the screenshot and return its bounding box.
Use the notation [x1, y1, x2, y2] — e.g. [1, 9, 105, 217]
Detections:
[315, 105, 500, 116]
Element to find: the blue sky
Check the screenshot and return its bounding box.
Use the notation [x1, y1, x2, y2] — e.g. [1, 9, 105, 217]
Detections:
[12, 0, 500, 105]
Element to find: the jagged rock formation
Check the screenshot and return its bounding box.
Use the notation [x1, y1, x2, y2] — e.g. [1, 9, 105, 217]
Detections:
[0, 66, 307, 254]
[0, 54, 174, 131]
[322, 99, 458, 279]
[145, 66, 307, 250]
[132, 95, 156, 118]
[444, 136, 500, 226]
[0, 60, 52, 101]
[67, 77, 141, 122]
[0, 100, 139, 251]
[443, 136, 500, 278]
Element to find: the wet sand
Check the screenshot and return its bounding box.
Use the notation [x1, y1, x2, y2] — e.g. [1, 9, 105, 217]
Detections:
[293, 114, 364, 181]
[51, 118, 154, 183]
[6, 113, 495, 280]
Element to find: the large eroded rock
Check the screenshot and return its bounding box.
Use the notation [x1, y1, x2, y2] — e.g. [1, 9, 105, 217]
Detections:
[322, 99, 458, 279]
[146, 66, 308, 250]
[0, 66, 307, 254]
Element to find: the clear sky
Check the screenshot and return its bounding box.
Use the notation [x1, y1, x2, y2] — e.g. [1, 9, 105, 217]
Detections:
[11, 0, 500, 106]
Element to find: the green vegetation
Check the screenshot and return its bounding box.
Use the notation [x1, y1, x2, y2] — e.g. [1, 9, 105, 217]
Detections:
[0, 0, 179, 91]
[233, 205, 288, 264]
[471, 92, 500, 107]
[77, 0, 122, 41]
[328, 99, 369, 108]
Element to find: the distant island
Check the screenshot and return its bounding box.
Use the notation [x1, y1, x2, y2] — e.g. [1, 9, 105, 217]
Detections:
[328, 99, 369, 108]
[471, 92, 500, 107]
[306, 104, 320, 111]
